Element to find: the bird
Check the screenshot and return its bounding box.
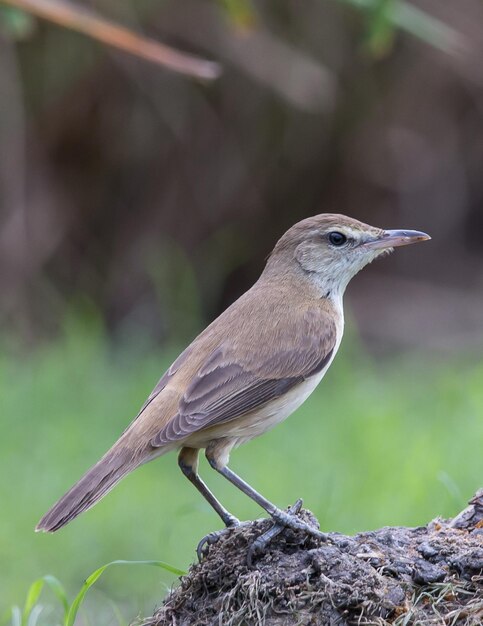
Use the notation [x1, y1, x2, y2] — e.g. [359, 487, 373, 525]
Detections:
[36, 214, 430, 551]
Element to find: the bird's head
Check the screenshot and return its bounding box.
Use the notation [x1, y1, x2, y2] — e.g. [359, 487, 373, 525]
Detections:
[265, 213, 430, 297]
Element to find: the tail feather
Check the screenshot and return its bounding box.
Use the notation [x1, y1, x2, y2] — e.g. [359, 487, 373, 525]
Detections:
[36, 444, 141, 532]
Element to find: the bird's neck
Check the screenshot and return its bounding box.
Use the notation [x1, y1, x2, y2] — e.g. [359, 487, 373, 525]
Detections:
[259, 265, 346, 324]
[311, 276, 346, 337]
[307, 271, 347, 315]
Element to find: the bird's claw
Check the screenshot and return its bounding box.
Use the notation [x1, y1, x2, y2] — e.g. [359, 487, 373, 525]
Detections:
[196, 517, 242, 561]
[246, 499, 303, 566]
[196, 530, 224, 561]
[270, 505, 330, 541]
[247, 498, 338, 567]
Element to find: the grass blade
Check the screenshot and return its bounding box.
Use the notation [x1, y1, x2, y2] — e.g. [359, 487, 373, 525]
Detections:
[338, 0, 462, 54]
[21, 576, 69, 625]
[43, 576, 70, 617]
[26, 606, 43, 626]
[9, 607, 21, 626]
[23, 580, 44, 623]
[65, 560, 185, 626]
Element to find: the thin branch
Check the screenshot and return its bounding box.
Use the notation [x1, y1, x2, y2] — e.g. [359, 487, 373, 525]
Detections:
[0, 0, 222, 80]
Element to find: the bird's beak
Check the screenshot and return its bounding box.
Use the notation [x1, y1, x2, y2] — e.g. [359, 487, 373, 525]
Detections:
[363, 229, 431, 250]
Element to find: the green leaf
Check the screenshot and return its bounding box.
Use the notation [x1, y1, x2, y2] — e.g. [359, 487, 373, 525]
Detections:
[23, 580, 44, 623]
[65, 560, 185, 626]
[21, 575, 69, 626]
[365, 0, 395, 57]
[338, 0, 461, 54]
[42, 576, 70, 617]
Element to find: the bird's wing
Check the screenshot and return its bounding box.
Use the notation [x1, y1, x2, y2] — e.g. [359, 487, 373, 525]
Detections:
[150, 307, 337, 447]
[136, 345, 194, 417]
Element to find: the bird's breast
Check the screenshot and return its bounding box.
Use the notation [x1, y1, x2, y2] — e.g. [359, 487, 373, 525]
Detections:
[235, 369, 329, 439]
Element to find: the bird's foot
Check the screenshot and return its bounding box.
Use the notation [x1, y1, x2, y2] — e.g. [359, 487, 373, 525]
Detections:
[197, 516, 244, 561]
[269, 503, 331, 541]
[198, 503, 342, 567]
[246, 499, 304, 567]
[246, 499, 347, 567]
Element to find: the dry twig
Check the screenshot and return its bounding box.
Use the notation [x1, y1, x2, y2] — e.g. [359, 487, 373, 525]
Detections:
[1, 0, 221, 79]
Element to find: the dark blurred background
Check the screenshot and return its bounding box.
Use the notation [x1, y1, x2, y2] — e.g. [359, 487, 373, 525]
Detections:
[2, 0, 483, 353]
[1, 1, 483, 620]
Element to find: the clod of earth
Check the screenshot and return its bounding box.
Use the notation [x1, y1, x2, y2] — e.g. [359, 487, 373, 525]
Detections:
[142, 491, 483, 626]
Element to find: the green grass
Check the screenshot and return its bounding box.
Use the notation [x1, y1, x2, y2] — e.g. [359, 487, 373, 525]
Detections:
[8, 560, 185, 626]
[1, 317, 481, 624]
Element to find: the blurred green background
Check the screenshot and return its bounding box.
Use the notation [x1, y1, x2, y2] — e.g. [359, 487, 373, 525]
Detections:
[0, 0, 482, 624]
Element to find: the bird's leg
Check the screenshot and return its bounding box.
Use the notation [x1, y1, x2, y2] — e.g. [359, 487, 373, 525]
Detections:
[178, 447, 248, 561]
[205, 444, 331, 543]
[178, 447, 240, 527]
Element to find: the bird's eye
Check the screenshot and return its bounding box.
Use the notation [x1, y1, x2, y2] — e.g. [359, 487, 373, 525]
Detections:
[328, 231, 347, 247]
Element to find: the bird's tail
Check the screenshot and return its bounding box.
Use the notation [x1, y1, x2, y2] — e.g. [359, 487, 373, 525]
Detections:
[36, 439, 151, 533]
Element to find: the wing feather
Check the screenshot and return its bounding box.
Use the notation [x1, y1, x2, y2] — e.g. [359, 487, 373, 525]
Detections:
[150, 307, 337, 447]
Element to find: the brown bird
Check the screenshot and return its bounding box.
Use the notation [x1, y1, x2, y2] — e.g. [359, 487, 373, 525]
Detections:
[36, 214, 430, 552]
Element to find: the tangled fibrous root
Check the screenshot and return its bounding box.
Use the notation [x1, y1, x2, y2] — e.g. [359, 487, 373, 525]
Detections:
[142, 491, 483, 626]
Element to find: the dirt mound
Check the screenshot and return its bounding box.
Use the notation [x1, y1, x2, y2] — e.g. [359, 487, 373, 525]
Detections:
[144, 492, 482, 626]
